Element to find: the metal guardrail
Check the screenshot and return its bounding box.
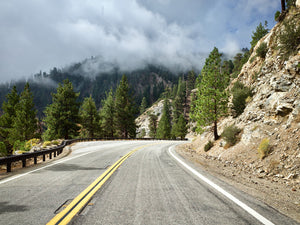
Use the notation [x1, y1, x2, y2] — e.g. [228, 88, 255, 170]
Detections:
[0, 138, 187, 173]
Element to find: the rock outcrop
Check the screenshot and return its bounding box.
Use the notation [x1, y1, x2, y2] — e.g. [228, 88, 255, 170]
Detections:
[135, 100, 165, 137]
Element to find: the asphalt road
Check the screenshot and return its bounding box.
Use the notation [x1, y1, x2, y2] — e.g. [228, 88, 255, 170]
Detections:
[0, 140, 298, 225]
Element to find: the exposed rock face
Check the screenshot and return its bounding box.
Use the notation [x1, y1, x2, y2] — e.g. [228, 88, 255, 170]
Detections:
[135, 100, 165, 137]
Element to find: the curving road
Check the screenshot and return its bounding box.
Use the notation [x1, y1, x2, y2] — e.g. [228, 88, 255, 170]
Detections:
[0, 141, 298, 225]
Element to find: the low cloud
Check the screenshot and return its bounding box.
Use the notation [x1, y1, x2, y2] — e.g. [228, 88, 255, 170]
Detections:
[0, 0, 279, 82]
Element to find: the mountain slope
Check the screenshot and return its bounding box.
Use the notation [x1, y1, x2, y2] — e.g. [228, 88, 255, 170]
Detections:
[0, 62, 183, 117]
[180, 5, 300, 222]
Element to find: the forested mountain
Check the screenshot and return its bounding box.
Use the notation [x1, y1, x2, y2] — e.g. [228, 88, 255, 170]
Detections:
[0, 61, 186, 117]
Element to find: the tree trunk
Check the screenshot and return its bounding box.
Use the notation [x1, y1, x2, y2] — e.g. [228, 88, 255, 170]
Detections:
[281, 0, 286, 12]
[213, 120, 219, 141]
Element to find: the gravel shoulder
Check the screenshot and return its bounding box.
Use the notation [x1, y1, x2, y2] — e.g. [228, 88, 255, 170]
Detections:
[176, 144, 300, 224]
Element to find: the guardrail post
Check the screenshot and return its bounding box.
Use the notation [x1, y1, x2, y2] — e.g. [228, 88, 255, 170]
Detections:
[43, 154, 46, 161]
[49, 152, 52, 159]
[22, 159, 26, 168]
[34, 156, 37, 164]
[54, 151, 56, 157]
[7, 162, 11, 172]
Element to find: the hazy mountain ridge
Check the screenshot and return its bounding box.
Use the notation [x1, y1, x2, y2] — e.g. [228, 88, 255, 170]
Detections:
[0, 59, 189, 116]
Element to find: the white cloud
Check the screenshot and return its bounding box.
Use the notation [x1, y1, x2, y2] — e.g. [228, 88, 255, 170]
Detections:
[0, 0, 280, 82]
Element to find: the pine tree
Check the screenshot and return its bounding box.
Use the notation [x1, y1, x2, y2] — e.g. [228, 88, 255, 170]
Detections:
[139, 97, 147, 114]
[250, 22, 269, 49]
[171, 114, 187, 140]
[43, 79, 80, 140]
[0, 141, 6, 157]
[114, 75, 137, 138]
[148, 113, 158, 138]
[100, 88, 115, 138]
[157, 98, 171, 139]
[8, 83, 37, 144]
[0, 86, 20, 154]
[79, 96, 100, 138]
[187, 70, 196, 94]
[190, 47, 229, 141]
[173, 77, 186, 123]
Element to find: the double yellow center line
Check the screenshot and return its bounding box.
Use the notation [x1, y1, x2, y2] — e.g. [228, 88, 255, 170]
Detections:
[47, 144, 154, 225]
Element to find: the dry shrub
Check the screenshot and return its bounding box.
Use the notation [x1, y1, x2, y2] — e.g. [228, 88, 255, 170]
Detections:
[258, 138, 270, 159]
[221, 125, 242, 147]
[42, 141, 52, 148]
[204, 141, 213, 152]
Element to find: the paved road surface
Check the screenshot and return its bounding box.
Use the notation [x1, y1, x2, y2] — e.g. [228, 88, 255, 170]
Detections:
[0, 141, 298, 225]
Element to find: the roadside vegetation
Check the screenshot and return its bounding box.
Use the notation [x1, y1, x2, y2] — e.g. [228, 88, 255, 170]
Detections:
[0, 75, 137, 156]
[257, 138, 270, 159]
[221, 125, 242, 147]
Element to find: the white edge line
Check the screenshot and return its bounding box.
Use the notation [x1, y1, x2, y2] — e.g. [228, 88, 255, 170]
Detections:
[0, 151, 92, 185]
[168, 146, 275, 225]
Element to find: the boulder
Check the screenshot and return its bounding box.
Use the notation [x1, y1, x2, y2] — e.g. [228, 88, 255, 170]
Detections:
[274, 75, 293, 92]
[276, 103, 293, 116]
[297, 0, 300, 8]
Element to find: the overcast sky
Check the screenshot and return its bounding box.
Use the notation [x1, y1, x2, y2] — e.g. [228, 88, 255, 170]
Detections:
[0, 0, 279, 83]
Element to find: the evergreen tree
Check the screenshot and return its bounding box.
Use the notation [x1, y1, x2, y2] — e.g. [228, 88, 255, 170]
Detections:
[222, 60, 234, 76]
[173, 77, 186, 123]
[0, 141, 6, 157]
[171, 84, 178, 99]
[232, 49, 250, 77]
[171, 114, 187, 140]
[250, 22, 269, 49]
[114, 75, 137, 138]
[177, 77, 186, 102]
[139, 97, 147, 114]
[148, 113, 158, 138]
[0, 86, 19, 154]
[8, 83, 37, 144]
[157, 98, 171, 139]
[100, 88, 116, 138]
[79, 96, 100, 138]
[43, 79, 80, 140]
[190, 47, 229, 141]
[187, 70, 196, 94]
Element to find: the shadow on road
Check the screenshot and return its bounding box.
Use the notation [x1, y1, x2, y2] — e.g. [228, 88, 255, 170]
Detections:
[41, 163, 109, 172]
[0, 202, 29, 214]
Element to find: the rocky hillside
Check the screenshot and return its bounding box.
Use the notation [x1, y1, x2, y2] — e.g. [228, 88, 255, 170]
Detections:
[136, 100, 165, 137]
[187, 4, 300, 185]
[180, 4, 300, 222]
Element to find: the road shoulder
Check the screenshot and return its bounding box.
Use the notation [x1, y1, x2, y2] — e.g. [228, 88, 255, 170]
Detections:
[176, 144, 300, 224]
